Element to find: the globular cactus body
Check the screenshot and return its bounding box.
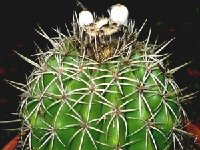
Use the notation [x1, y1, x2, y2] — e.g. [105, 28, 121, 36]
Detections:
[13, 3, 190, 150]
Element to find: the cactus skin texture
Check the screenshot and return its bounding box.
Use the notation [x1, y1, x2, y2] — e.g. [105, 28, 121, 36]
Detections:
[13, 3, 191, 150]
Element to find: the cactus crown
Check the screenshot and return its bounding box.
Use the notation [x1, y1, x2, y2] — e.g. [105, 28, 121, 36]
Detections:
[68, 3, 142, 62]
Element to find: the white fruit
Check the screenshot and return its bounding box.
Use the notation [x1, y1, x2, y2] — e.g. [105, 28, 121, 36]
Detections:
[110, 4, 129, 25]
[79, 10, 94, 27]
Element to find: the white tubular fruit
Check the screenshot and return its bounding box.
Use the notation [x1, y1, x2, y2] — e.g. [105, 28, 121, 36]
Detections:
[110, 4, 129, 25]
[79, 10, 94, 27]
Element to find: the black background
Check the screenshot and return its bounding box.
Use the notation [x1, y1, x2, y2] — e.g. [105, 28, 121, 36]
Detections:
[0, 0, 200, 148]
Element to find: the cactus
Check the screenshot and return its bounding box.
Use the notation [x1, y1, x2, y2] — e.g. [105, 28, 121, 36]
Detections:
[7, 3, 194, 150]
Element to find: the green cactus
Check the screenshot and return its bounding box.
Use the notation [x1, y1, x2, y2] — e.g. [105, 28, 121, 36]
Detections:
[8, 3, 193, 150]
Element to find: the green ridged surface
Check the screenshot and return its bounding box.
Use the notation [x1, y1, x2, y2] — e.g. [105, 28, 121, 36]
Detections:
[21, 45, 182, 150]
